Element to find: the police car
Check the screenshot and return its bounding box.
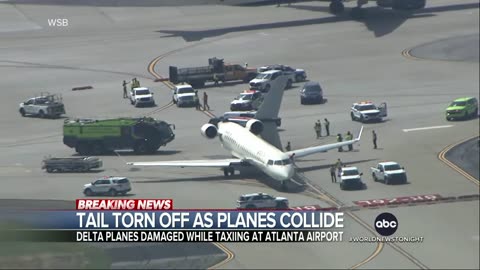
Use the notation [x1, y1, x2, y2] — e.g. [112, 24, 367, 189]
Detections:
[350, 101, 387, 122]
[236, 192, 289, 209]
[230, 90, 263, 111]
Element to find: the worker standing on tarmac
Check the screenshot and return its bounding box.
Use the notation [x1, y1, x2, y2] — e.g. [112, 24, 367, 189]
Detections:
[330, 166, 337, 183]
[372, 130, 378, 149]
[285, 141, 291, 151]
[335, 158, 343, 169]
[195, 91, 201, 110]
[123, 80, 128, 98]
[324, 118, 330, 136]
[203, 92, 210, 111]
[131, 78, 138, 90]
[213, 73, 219, 86]
[345, 131, 353, 151]
[314, 120, 322, 139]
[337, 133, 343, 152]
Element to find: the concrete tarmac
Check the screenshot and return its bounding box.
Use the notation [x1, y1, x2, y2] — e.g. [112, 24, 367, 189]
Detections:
[444, 136, 480, 180]
[0, 0, 479, 269]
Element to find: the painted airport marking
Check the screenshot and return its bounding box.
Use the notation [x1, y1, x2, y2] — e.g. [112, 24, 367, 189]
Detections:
[402, 125, 453, 132]
[438, 136, 479, 185]
[290, 205, 337, 211]
[354, 194, 442, 207]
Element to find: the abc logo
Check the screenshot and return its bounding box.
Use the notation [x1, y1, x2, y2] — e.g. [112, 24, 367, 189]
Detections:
[374, 212, 398, 236]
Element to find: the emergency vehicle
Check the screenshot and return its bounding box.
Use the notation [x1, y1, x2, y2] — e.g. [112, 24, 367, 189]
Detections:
[230, 90, 263, 111]
[350, 101, 387, 122]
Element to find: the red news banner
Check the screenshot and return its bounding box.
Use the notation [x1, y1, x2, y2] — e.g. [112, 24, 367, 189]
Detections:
[76, 199, 173, 210]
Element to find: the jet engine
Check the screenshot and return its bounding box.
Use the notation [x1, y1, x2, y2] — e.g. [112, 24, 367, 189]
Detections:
[245, 119, 264, 135]
[377, 0, 426, 10]
[201, 124, 218, 139]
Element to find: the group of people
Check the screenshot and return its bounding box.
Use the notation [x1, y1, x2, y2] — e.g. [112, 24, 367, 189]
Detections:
[336, 131, 354, 152]
[122, 78, 141, 99]
[314, 118, 330, 139]
[197, 91, 210, 111]
[314, 117, 378, 151]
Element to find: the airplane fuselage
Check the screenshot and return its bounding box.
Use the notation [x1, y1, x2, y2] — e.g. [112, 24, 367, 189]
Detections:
[217, 122, 294, 182]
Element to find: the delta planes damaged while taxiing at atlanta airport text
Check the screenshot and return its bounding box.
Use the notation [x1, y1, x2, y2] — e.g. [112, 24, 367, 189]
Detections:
[220, 0, 427, 18]
[128, 75, 363, 190]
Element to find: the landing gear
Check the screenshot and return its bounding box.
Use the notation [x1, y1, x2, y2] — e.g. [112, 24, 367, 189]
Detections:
[329, 0, 345, 14]
[223, 167, 235, 177]
[280, 181, 288, 192]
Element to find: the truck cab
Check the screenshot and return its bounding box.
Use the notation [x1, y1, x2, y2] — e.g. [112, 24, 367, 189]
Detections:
[223, 64, 257, 83]
[130, 87, 155, 107]
[371, 161, 407, 185]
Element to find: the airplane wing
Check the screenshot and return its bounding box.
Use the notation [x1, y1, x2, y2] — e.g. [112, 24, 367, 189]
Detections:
[286, 126, 363, 159]
[127, 159, 242, 168]
[256, 75, 288, 150]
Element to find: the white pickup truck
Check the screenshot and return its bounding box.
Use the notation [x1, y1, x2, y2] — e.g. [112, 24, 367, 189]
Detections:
[129, 87, 155, 107]
[249, 70, 292, 92]
[370, 161, 407, 185]
[172, 84, 199, 107]
[19, 93, 65, 118]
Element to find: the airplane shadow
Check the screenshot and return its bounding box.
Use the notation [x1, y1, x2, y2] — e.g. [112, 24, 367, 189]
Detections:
[198, 81, 248, 89]
[155, 2, 478, 41]
[132, 169, 306, 193]
[45, 169, 105, 174]
[296, 158, 378, 173]
[72, 150, 182, 157]
[132, 173, 246, 184]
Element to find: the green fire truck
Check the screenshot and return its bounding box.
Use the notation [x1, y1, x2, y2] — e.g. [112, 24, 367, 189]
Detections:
[63, 117, 175, 155]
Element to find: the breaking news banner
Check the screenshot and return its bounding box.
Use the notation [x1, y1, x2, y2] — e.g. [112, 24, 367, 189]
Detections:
[0, 199, 346, 243]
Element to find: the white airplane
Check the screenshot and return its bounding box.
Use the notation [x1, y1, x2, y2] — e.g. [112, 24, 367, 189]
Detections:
[128, 75, 363, 190]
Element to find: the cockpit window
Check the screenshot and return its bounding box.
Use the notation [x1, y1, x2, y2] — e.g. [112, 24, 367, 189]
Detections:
[267, 160, 273, 165]
[272, 159, 292, 166]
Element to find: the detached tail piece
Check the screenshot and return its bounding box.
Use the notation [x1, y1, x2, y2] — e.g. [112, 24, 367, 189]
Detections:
[255, 76, 288, 150]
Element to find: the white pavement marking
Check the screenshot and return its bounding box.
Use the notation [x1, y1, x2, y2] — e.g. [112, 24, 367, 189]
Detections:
[402, 125, 454, 132]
